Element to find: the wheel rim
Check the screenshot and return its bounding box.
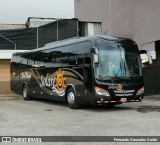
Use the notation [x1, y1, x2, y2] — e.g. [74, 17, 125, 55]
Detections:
[23, 87, 27, 98]
[67, 92, 75, 104]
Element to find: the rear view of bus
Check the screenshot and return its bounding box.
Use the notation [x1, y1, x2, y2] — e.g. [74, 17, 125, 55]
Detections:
[92, 36, 149, 106]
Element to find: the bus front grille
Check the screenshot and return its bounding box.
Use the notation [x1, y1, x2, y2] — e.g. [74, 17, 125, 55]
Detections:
[114, 90, 134, 97]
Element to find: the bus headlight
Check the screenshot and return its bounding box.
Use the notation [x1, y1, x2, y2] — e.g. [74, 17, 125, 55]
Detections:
[95, 87, 110, 96]
[136, 87, 144, 95]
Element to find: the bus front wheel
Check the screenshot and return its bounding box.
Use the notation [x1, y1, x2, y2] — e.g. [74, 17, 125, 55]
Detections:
[67, 88, 80, 109]
[22, 85, 31, 101]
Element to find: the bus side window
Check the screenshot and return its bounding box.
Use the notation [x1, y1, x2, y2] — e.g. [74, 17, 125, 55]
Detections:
[25, 53, 35, 66]
[68, 51, 79, 65]
[20, 59, 27, 68]
[55, 51, 67, 64]
[11, 61, 18, 75]
[46, 52, 55, 62]
[84, 56, 91, 67]
[11, 61, 16, 71]
[34, 51, 44, 65]
[42, 51, 55, 63]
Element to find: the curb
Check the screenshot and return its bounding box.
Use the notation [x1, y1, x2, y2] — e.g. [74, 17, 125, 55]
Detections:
[144, 95, 160, 100]
[0, 94, 18, 97]
[0, 94, 22, 100]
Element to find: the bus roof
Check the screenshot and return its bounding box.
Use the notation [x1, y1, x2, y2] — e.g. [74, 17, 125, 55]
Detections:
[13, 35, 136, 56]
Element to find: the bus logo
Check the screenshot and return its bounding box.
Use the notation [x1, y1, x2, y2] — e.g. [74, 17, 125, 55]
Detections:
[52, 69, 66, 96]
[117, 84, 123, 90]
[41, 69, 66, 96]
[108, 84, 123, 90]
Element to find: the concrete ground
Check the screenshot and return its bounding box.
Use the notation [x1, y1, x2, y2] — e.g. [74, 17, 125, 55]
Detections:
[0, 95, 160, 145]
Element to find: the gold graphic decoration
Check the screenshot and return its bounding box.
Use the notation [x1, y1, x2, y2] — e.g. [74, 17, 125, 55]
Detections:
[54, 70, 66, 92]
[50, 69, 66, 96]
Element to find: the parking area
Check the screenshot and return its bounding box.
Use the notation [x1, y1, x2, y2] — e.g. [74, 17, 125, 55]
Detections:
[0, 96, 160, 138]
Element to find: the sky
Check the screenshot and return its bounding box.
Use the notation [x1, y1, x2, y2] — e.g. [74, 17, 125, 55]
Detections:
[0, 0, 74, 24]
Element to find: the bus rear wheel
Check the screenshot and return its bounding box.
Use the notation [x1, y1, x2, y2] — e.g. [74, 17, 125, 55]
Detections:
[67, 88, 80, 109]
[22, 85, 31, 101]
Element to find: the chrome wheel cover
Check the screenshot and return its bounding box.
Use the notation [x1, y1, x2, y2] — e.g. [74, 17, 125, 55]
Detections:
[67, 92, 75, 104]
[23, 87, 27, 98]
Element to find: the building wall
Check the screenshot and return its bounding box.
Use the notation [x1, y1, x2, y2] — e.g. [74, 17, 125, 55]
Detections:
[75, 0, 160, 95]
[110, 0, 133, 38]
[0, 60, 12, 94]
[0, 60, 10, 81]
[132, 0, 160, 46]
[75, 0, 160, 47]
[75, 0, 112, 35]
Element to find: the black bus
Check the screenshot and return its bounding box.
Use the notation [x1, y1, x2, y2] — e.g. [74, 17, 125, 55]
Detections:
[10, 35, 152, 109]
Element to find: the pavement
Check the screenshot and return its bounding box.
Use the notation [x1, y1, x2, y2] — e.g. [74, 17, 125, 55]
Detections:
[0, 93, 160, 100]
[0, 97, 160, 145]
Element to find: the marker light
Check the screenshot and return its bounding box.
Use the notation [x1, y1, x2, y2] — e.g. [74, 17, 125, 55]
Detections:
[136, 87, 144, 95]
[95, 87, 110, 96]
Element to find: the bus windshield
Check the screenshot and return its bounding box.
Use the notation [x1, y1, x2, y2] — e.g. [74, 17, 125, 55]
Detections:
[95, 44, 142, 80]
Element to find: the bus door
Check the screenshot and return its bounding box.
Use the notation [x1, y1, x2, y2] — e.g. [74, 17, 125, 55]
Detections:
[83, 52, 94, 101]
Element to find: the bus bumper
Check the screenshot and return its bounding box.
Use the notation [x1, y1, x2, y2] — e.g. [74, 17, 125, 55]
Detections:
[97, 97, 142, 104]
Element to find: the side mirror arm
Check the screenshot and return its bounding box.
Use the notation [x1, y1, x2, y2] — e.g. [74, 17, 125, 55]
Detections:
[91, 47, 99, 64]
[140, 50, 153, 64]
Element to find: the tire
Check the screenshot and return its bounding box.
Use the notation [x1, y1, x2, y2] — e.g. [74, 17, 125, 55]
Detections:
[67, 88, 80, 109]
[22, 85, 31, 101]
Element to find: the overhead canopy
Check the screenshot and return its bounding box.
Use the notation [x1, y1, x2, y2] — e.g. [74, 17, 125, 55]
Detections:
[0, 19, 78, 50]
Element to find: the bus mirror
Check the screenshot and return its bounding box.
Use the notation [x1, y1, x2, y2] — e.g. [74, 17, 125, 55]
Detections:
[140, 50, 153, 64]
[94, 54, 99, 64]
[148, 56, 152, 64]
[91, 47, 98, 54]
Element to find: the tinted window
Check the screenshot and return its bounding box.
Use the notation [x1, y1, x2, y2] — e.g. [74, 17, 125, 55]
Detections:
[42, 41, 91, 66]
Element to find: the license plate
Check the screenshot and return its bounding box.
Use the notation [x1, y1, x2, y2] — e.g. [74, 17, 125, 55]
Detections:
[121, 98, 127, 102]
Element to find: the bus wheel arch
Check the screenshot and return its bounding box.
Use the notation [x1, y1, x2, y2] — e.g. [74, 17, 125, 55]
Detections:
[65, 85, 76, 100]
[65, 85, 80, 109]
[22, 83, 31, 101]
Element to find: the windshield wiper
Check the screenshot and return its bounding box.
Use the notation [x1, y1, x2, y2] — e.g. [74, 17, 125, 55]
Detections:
[111, 61, 123, 83]
[98, 76, 112, 80]
[129, 73, 142, 79]
[111, 67, 122, 83]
